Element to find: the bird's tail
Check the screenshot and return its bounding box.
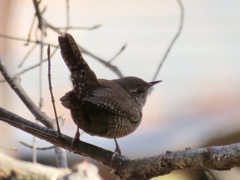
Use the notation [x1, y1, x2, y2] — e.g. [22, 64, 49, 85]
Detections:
[58, 33, 97, 98]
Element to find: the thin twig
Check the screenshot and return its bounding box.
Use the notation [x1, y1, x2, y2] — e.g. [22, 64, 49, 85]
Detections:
[32, 0, 43, 29]
[33, 135, 37, 163]
[1, 14, 122, 78]
[108, 44, 127, 63]
[56, 25, 101, 31]
[32, 2, 68, 168]
[0, 55, 54, 128]
[0, 145, 18, 152]
[25, 13, 36, 46]
[47, 45, 61, 137]
[38, 16, 45, 111]
[81, 45, 124, 78]
[19, 141, 54, 150]
[65, 0, 70, 32]
[45, 21, 64, 35]
[0, 39, 124, 79]
[0, 47, 59, 83]
[0, 34, 57, 47]
[152, 0, 184, 81]
[16, 47, 59, 77]
[26, 2, 47, 47]
[33, 2, 124, 78]
[18, 44, 38, 68]
[53, 28, 123, 77]
[32, 9, 46, 163]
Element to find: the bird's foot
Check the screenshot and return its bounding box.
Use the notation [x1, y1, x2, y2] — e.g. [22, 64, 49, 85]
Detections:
[114, 138, 121, 155]
[111, 139, 121, 162]
[70, 128, 80, 151]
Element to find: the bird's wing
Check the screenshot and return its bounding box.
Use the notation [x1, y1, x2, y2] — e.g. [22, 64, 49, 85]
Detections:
[82, 88, 141, 122]
[60, 90, 76, 109]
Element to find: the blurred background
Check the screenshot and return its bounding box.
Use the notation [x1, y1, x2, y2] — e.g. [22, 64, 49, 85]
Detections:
[0, 0, 240, 179]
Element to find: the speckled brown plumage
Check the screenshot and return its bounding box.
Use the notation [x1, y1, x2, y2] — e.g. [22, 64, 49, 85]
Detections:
[58, 33, 161, 154]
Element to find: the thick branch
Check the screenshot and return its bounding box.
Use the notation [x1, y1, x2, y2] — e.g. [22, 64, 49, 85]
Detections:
[1, 107, 240, 179]
[0, 57, 54, 128]
[0, 151, 101, 180]
[117, 145, 240, 179]
[0, 107, 128, 169]
[0, 56, 67, 168]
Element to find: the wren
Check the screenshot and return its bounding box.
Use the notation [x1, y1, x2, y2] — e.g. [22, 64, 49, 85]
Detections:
[58, 33, 161, 154]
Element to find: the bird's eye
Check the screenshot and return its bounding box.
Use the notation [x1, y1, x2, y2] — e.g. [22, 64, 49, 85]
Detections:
[131, 88, 144, 94]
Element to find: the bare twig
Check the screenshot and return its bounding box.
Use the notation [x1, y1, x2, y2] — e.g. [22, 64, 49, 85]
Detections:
[81, 45, 124, 78]
[31, 2, 68, 167]
[25, 13, 36, 46]
[19, 141, 54, 150]
[152, 0, 184, 81]
[48, 24, 124, 77]
[0, 55, 68, 168]
[15, 47, 59, 77]
[31, 0, 124, 77]
[1, 107, 240, 180]
[0, 34, 57, 47]
[18, 44, 38, 68]
[33, 135, 37, 163]
[32, 9, 46, 163]
[65, 0, 70, 32]
[0, 39, 124, 79]
[0, 47, 59, 82]
[56, 25, 101, 31]
[108, 44, 127, 63]
[38, 10, 46, 111]
[1, 2, 123, 78]
[30, 1, 47, 42]
[0, 145, 18, 152]
[44, 19, 64, 35]
[47, 45, 61, 136]
[0, 56, 54, 128]
[32, 0, 43, 29]
[0, 108, 124, 168]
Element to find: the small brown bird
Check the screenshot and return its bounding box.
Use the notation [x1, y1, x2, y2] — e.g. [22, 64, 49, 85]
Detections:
[58, 33, 161, 154]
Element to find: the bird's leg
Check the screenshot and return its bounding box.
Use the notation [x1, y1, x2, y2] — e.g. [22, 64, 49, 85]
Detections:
[114, 138, 121, 155]
[71, 126, 80, 150]
[74, 127, 80, 140]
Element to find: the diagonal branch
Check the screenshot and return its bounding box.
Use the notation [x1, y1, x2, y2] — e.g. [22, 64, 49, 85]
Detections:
[0, 106, 240, 179]
[0, 107, 127, 170]
[0, 54, 68, 168]
[0, 56, 54, 128]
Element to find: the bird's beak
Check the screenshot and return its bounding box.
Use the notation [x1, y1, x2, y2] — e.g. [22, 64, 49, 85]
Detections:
[148, 80, 162, 87]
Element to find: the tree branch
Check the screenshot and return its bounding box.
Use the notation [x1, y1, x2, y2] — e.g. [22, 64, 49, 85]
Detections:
[0, 56, 54, 128]
[0, 107, 127, 169]
[152, 0, 184, 81]
[0, 151, 101, 180]
[31, 0, 124, 78]
[0, 55, 68, 168]
[1, 107, 240, 179]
